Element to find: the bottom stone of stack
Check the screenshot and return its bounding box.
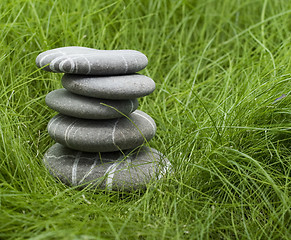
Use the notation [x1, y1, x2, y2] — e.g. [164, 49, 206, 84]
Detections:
[43, 143, 171, 191]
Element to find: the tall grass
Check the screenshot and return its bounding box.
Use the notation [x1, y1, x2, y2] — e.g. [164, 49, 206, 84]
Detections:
[0, 0, 291, 239]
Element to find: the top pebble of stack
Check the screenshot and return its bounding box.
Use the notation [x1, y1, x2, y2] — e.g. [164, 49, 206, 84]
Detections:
[35, 46, 148, 75]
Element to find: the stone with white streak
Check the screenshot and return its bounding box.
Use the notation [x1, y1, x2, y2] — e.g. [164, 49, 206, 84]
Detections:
[62, 74, 155, 100]
[47, 110, 156, 152]
[36, 46, 148, 75]
[45, 89, 138, 119]
[43, 143, 171, 191]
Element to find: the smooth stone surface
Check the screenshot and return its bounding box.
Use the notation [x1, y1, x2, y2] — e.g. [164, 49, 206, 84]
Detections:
[62, 74, 155, 100]
[47, 110, 156, 152]
[43, 143, 171, 191]
[36, 46, 148, 75]
[45, 89, 138, 119]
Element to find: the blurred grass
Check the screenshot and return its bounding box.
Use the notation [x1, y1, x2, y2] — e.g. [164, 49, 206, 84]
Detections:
[0, 0, 291, 239]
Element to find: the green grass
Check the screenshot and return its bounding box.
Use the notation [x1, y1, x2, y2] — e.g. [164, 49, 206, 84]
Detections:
[1, 0, 291, 239]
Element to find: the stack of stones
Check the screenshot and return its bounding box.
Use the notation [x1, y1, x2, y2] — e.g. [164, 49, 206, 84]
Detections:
[36, 46, 170, 191]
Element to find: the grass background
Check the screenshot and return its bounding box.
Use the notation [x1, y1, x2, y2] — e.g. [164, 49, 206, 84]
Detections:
[1, 0, 291, 239]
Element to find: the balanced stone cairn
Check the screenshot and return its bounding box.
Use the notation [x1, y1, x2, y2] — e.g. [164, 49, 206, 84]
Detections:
[36, 46, 171, 191]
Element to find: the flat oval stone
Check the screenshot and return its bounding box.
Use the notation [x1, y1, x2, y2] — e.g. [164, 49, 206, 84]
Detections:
[43, 143, 171, 191]
[36, 46, 148, 75]
[45, 89, 138, 119]
[47, 110, 156, 152]
[62, 74, 155, 100]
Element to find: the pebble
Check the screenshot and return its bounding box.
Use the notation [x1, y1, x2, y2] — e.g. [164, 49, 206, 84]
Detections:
[47, 110, 156, 152]
[45, 89, 138, 119]
[36, 46, 148, 75]
[43, 143, 171, 191]
[62, 74, 155, 100]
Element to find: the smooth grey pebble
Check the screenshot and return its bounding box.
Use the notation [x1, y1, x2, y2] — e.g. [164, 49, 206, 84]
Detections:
[43, 143, 171, 191]
[36, 46, 148, 75]
[62, 74, 155, 100]
[47, 110, 156, 152]
[45, 89, 138, 119]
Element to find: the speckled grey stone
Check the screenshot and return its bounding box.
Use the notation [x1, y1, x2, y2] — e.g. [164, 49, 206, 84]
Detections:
[43, 143, 171, 191]
[45, 89, 138, 119]
[62, 74, 155, 100]
[36, 46, 148, 75]
[47, 110, 156, 152]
